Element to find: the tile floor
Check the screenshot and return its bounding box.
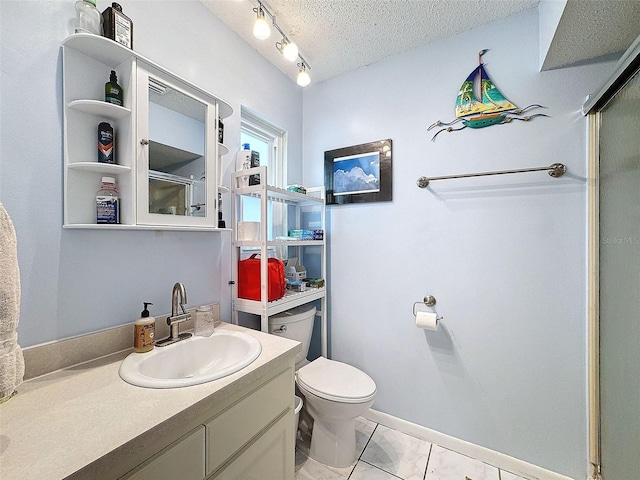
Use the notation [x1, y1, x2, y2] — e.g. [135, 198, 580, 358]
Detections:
[295, 417, 527, 480]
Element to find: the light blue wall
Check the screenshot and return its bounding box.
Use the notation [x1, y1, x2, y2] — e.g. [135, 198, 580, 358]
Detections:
[0, 0, 302, 346]
[301, 8, 613, 479]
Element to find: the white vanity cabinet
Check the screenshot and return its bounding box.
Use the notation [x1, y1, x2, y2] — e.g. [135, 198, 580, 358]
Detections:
[62, 34, 232, 230]
[120, 367, 294, 480]
[231, 167, 328, 356]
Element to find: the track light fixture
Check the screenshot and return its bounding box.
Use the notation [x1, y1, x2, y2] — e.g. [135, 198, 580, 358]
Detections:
[252, 1, 311, 86]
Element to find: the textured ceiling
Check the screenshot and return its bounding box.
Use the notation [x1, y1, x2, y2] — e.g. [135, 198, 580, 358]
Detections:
[202, 0, 640, 85]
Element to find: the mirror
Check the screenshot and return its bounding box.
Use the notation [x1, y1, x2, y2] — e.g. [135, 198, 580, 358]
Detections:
[148, 77, 207, 217]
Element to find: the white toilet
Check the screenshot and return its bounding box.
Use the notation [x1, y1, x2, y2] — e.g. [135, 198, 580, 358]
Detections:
[269, 305, 377, 468]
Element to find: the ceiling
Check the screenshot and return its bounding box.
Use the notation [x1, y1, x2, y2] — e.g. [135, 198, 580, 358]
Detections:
[201, 0, 640, 85]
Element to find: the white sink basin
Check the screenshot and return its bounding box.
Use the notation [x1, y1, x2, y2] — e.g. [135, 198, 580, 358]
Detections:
[119, 330, 262, 388]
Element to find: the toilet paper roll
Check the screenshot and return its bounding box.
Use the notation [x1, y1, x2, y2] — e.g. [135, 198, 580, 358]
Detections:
[415, 311, 438, 331]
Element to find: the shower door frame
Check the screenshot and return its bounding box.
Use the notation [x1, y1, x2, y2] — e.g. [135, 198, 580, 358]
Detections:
[584, 33, 640, 480]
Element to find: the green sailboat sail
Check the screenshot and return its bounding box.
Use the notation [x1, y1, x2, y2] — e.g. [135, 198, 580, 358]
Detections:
[455, 64, 516, 118]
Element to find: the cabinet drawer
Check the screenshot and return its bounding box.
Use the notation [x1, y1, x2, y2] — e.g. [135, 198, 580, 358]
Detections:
[206, 368, 293, 475]
[209, 411, 294, 480]
[121, 426, 205, 480]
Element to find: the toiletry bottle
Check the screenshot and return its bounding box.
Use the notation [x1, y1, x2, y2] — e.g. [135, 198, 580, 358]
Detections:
[105, 70, 123, 106]
[134, 302, 155, 353]
[75, 0, 102, 35]
[249, 149, 260, 185]
[235, 143, 251, 187]
[102, 2, 133, 49]
[98, 122, 115, 163]
[96, 176, 120, 224]
[218, 117, 224, 144]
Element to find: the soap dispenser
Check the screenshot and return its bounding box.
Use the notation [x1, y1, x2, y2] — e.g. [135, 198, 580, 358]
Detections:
[134, 302, 155, 353]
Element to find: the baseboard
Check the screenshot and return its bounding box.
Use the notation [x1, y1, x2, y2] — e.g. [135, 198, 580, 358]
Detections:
[363, 409, 574, 480]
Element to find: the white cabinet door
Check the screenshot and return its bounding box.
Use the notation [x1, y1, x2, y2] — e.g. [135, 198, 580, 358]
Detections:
[208, 413, 294, 480]
[136, 62, 219, 228]
[205, 368, 293, 475]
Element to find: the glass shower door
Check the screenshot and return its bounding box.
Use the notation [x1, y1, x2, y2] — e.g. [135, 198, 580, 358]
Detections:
[598, 68, 640, 480]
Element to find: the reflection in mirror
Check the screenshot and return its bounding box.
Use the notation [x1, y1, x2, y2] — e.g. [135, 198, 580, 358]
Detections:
[148, 77, 206, 217]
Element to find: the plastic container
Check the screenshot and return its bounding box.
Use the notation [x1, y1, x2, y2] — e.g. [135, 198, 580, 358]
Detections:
[294, 395, 303, 446]
[96, 176, 120, 224]
[75, 0, 102, 35]
[105, 70, 123, 106]
[98, 122, 114, 164]
[194, 305, 215, 337]
[134, 302, 155, 353]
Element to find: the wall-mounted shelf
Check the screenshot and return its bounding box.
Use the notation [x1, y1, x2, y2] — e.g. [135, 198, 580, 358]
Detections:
[68, 162, 131, 174]
[68, 99, 131, 118]
[62, 223, 230, 231]
[62, 33, 233, 229]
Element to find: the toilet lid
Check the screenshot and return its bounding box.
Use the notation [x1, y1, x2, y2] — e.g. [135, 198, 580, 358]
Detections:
[296, 357, 376, 404]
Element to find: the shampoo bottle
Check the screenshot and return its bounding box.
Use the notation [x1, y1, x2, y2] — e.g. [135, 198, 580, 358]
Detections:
[134, 302, 155, 353]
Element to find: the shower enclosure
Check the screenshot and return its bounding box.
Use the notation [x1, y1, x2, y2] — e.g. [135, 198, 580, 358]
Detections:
[585, 35, 640, 480]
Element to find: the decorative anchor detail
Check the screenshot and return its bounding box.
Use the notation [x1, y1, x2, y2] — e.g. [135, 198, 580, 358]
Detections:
[428, 49, 549, 141]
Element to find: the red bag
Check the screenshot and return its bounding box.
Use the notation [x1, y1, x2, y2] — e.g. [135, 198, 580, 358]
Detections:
[238, 254, 286, 301]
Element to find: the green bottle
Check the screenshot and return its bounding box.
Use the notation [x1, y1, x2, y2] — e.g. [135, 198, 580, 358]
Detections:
[105, 70, 123, 106]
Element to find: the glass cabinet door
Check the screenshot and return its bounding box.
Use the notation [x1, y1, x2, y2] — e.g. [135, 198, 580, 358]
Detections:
[136, 62, 218, 227]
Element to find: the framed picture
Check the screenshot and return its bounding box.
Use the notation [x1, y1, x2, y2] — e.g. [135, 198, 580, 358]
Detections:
[324, 139, 392, 205]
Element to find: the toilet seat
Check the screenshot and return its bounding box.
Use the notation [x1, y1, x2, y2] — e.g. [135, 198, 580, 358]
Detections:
[296, 357, 376, 404]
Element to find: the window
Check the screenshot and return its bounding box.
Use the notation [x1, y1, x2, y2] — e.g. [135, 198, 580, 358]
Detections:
[239, 107, 287, 243]
[240, 106, 286, 188]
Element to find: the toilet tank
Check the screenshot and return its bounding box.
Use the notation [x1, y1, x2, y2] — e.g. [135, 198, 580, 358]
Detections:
[269, 304, 316, 367]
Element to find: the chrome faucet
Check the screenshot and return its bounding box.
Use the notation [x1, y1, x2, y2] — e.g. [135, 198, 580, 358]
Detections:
[156, 282, 192, 347]
[172, 282, 188, 318]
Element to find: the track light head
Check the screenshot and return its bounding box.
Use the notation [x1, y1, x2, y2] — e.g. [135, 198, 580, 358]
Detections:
[282, 39, 299, 62]
[297, 63, 311, 87]
[253, 5, 271, 40]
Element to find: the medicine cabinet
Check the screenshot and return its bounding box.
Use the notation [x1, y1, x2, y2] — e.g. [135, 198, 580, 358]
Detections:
[62, 33, 232, 230]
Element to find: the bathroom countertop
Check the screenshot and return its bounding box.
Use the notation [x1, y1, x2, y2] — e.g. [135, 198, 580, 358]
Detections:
[0, 323, 300, 480]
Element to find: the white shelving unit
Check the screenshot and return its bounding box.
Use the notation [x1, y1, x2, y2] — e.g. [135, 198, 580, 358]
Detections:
[231, 166, 327, 357]
[62, 33, 232, 230]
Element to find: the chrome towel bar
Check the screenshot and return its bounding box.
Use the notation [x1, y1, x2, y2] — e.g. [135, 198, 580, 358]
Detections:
[416, 163, 567, 188]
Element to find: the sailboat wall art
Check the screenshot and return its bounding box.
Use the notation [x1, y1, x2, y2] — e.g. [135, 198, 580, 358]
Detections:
[428, 50, 548, 141]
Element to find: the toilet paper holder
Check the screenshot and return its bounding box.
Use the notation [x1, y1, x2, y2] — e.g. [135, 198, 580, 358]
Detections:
[412, 295, 443, 320]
